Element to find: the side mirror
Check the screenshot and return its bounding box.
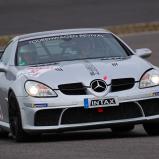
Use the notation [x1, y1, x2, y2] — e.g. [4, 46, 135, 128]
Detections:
[135, 48, 152, 58]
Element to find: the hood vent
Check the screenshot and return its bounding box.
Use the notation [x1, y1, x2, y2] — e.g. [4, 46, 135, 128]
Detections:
[58, 83, 87, 95]
[111, 78, 135, 92]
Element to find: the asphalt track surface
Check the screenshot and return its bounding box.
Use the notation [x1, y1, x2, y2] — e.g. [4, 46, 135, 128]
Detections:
[0, 0, 159, 35]
[0, 32, 159, 159]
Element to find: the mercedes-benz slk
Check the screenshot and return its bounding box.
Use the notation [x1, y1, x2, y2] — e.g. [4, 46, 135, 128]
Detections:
[0, 28, 159, 142]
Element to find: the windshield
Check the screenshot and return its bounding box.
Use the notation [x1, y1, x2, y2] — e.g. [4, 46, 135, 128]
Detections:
[16, 33, 130, 66]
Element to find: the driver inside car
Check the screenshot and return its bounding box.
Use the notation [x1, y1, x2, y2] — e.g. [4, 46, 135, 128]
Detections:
[17, 44, 38, 66]
[74, 37, 95, 58]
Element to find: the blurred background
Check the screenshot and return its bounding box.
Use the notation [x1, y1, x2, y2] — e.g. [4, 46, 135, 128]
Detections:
[0, 0, 158, 35]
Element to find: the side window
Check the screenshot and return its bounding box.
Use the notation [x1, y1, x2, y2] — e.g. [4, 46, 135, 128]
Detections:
[1, 42, 13, 65]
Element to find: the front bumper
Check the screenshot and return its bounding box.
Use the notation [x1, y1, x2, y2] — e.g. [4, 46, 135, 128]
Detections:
[17, 85, 159, 133]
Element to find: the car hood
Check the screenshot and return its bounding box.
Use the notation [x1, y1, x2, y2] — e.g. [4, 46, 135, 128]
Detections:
[17, 55, 152, 89]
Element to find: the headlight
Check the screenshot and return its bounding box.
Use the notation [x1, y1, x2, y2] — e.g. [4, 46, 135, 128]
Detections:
[139, 69, 159, 88]
[25, 81, 57, 97]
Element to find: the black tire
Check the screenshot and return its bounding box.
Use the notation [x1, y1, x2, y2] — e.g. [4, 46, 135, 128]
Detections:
[111, 125, 134, 133]
[143, 122, 159, 136]
[0, 128, 9, 138]
[8, 92, 29, 142]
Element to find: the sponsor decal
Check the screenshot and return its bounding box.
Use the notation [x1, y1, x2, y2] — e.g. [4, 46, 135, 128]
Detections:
[90, 98, 116, 106]
[84, 97, 117, 109]
[85, 63, 99, 76]
[29, 34, 104, 44]
[112, 63, 118, 67]
[32, 103, 48, 108]
[17, 65, 63, 78]
[55, 68, 63, 71]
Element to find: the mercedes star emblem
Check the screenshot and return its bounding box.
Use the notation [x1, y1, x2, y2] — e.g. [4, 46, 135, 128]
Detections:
[90, 79, 107, 92]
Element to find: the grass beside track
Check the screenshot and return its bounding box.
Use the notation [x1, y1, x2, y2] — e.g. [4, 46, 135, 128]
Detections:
[107, 21, 159, 35]
[0, 22, 159, 47]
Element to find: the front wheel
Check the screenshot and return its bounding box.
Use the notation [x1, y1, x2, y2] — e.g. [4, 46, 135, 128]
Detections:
[0, 128, 9, 138]
[8, 92, 30, 142]
[143, 122, 159, 136]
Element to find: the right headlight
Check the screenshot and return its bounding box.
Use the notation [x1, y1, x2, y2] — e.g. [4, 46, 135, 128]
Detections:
[25, 81, 57, 97]
[139, 69, 159, 88]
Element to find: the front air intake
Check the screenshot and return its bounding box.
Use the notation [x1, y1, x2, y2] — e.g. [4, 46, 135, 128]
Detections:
[58, 83, 87, 95]
[111, 78, 135, 92]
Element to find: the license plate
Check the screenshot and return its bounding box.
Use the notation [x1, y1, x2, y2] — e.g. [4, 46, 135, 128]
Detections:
[84, 97, 119, 109]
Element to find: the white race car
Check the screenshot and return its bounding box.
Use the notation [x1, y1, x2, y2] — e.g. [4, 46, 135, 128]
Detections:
[0, 28, 159, 142]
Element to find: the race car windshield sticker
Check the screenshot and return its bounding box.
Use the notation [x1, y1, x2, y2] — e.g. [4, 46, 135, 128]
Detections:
[28, 34, 104, 44]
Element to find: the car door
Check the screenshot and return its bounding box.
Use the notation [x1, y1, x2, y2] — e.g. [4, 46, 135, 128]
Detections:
[0, 41, 16, 123]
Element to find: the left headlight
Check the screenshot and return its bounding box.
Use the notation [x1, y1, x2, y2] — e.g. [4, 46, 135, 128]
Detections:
[139, 69, 159, 88]
[25, 81, 57, 97]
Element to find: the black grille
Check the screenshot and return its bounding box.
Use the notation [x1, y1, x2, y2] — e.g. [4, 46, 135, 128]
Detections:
[111, 78, 135, 92]
[61, 102, 142, 125]
[139, 99, 159, 116]
[34, 109, 62, 126]
[58, 83, 87, 95]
